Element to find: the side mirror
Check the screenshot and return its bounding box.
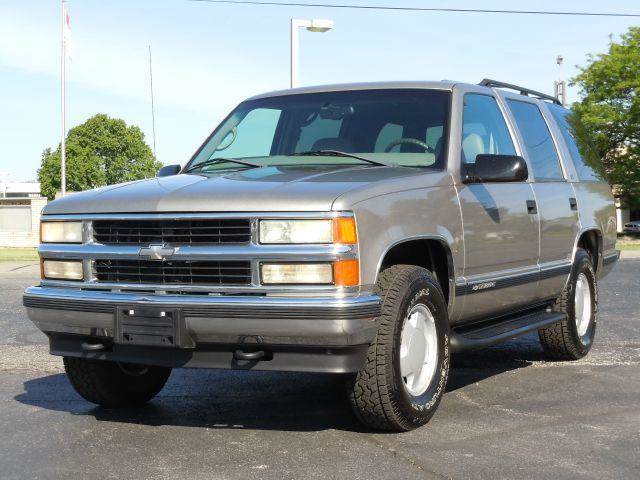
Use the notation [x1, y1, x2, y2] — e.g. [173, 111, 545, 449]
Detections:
[463, 154, 528, 183]
[157, 164, 182, 177]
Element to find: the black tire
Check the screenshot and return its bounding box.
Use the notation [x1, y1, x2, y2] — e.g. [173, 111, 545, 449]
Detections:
[63, 357, 172, 407]
[347, 265, 450, 432]
[538, 249, 597, 360]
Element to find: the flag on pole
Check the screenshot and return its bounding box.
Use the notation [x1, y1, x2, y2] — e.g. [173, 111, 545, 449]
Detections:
[60, 0, 70, 196]
[62, 2, 72, 58]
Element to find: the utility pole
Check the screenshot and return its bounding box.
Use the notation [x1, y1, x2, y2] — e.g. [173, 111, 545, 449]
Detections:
[554, 54, 567, 106]
[148, 45, 157, 158]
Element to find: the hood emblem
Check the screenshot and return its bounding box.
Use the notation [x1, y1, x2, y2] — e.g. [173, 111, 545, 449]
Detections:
[138, 244, 176, 261]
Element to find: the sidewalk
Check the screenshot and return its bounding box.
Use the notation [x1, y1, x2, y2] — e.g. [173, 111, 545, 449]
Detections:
[620, 250, 640, 259]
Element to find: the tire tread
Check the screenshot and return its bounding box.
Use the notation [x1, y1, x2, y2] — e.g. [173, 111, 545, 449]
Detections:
[348, 265, 447, 431]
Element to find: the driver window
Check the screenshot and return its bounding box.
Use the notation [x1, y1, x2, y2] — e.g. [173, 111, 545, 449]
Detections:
[462, 94, 516, 163]
[375, 123, 403, 152]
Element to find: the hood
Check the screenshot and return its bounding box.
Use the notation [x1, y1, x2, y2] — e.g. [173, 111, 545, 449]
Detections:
[43, 165, 436, 214]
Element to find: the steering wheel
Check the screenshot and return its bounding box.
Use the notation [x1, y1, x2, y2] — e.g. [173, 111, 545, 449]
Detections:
[384, 138, 434, 153]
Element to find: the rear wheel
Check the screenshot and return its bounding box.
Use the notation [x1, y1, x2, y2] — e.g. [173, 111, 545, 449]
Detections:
[347, 265, 450, 431]
[538, 249, 597, 360]
[63, 357, 172, 407]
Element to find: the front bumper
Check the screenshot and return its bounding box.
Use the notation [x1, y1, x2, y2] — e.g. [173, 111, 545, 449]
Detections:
[23, 286, 381, 373]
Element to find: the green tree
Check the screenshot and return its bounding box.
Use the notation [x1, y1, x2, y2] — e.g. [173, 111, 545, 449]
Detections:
[571, 27, 640, 205]
[38, 114, 161, 200]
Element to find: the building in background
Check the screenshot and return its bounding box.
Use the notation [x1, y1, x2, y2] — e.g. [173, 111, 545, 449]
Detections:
[0, 173, 47, 248]
[613, 187, 640, 234]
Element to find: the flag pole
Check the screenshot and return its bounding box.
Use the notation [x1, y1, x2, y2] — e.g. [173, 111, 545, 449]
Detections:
[60, 0, 66, 197]
[148, 45, 157, 158]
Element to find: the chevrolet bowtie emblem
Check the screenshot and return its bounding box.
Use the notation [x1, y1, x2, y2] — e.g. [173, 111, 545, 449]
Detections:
[138, 244, 176, 261]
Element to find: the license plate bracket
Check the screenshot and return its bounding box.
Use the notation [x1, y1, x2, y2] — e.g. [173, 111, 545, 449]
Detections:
[115, 307, 193, 348]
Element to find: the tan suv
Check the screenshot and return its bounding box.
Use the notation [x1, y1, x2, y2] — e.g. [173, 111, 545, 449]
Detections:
[25, 79, 618, 431]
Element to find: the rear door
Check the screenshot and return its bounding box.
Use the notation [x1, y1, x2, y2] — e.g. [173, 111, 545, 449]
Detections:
[455, 91, 540, 322]
[501, 94, 579, 300]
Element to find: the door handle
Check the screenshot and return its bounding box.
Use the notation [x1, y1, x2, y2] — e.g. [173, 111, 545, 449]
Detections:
[569, 197, 578, 211]
[526, 200, 537, 215]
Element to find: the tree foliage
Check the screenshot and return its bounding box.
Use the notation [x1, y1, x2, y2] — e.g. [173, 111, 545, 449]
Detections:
[571, 27, 640, 205]
[39, 114, 161, 200]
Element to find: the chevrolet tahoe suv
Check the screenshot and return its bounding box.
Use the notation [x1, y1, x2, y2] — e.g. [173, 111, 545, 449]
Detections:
[24, 80, 619, 431]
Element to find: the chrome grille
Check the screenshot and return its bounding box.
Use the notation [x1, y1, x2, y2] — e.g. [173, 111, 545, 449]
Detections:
[92, 219, 251, 245]
[94, 259, 252, 285]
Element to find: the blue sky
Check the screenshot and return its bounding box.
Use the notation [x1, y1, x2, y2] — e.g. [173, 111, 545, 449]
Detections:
[0, 0, 638, 181]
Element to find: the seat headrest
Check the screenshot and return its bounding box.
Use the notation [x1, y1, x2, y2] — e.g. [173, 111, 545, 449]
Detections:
[462, 133, 485, 163]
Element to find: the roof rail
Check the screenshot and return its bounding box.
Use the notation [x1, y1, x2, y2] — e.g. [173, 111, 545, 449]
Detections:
[479, 79, 561, 105]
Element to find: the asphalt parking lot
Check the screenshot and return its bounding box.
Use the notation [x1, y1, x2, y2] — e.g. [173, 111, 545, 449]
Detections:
[0, 259, 638, 480]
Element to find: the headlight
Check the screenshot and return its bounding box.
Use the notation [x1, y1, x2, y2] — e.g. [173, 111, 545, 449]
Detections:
[41, 260, 84, 280]
[259, 217, 357, 244]
[261, 260, 359, 287]
[41, 221, 83, 243]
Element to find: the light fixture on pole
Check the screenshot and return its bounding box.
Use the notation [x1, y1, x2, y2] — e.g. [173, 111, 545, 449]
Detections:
[290, 18, 334, 88]
[554, 54, 567, 106]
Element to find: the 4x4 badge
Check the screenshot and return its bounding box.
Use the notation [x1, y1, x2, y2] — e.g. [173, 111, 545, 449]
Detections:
[138, 244, 176, 261]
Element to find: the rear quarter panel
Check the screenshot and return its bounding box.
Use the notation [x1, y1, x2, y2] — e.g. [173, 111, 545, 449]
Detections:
[573, 181, 617, 263]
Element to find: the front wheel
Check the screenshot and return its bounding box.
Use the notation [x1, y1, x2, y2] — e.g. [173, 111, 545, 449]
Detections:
[63, 357, 172, 407]
[538, 248, 597, 360]
[347, 265, 450, 431]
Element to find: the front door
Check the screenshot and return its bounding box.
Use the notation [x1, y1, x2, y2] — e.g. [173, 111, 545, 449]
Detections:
[456, 93, 540, 322]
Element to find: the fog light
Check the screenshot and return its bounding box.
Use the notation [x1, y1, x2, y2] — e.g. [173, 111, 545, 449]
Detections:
[42, 260, 84, 281]
[261, 263, 333, 284]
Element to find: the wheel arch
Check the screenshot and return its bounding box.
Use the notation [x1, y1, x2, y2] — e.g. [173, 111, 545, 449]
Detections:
[375, 236, 455, 306]
[573, 228, 603, 273]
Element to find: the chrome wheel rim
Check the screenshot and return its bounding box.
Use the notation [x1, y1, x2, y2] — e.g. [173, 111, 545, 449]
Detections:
[400, 303, 439, 396]
[574, 273, 592, 337]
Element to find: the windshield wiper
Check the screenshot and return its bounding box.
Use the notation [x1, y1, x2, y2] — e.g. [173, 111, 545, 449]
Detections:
[183, 157, 262, 174]
[291, 150, 394, 167]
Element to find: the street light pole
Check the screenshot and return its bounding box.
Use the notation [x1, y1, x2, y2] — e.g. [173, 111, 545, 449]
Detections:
[290, 18, 334, 88]
[554, 54, 567, 106]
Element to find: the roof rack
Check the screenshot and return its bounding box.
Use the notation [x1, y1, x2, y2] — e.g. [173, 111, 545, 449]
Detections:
[479, 79, 562, 105]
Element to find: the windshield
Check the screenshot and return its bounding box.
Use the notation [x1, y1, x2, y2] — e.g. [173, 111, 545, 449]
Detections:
[186, 89, 451, 173]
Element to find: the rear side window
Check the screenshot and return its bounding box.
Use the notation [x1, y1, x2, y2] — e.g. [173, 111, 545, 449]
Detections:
[548, 104, 600, 182]
[461, 94, 516, 163]
[507, 100, 563, 181]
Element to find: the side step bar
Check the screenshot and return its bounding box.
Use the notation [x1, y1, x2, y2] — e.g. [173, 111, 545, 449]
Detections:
[450, 309, 566, 352]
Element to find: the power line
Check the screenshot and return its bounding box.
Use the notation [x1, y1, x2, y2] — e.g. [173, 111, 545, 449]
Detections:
[188, 0, 640, 18]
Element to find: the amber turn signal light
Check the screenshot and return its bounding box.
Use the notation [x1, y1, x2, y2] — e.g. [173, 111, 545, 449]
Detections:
[333, 259, 359, 287]
[333, 217, 357, 244]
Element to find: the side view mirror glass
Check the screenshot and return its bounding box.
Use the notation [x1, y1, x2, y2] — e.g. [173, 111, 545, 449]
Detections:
[157, 164, 182, 177]
[463, 154, 528, 183]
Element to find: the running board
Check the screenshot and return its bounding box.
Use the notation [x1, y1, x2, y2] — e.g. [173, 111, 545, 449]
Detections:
[450, 309, 566, 352]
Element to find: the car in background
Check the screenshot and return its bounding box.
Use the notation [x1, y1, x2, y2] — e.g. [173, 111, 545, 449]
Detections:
[623, 221, 640, 233]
